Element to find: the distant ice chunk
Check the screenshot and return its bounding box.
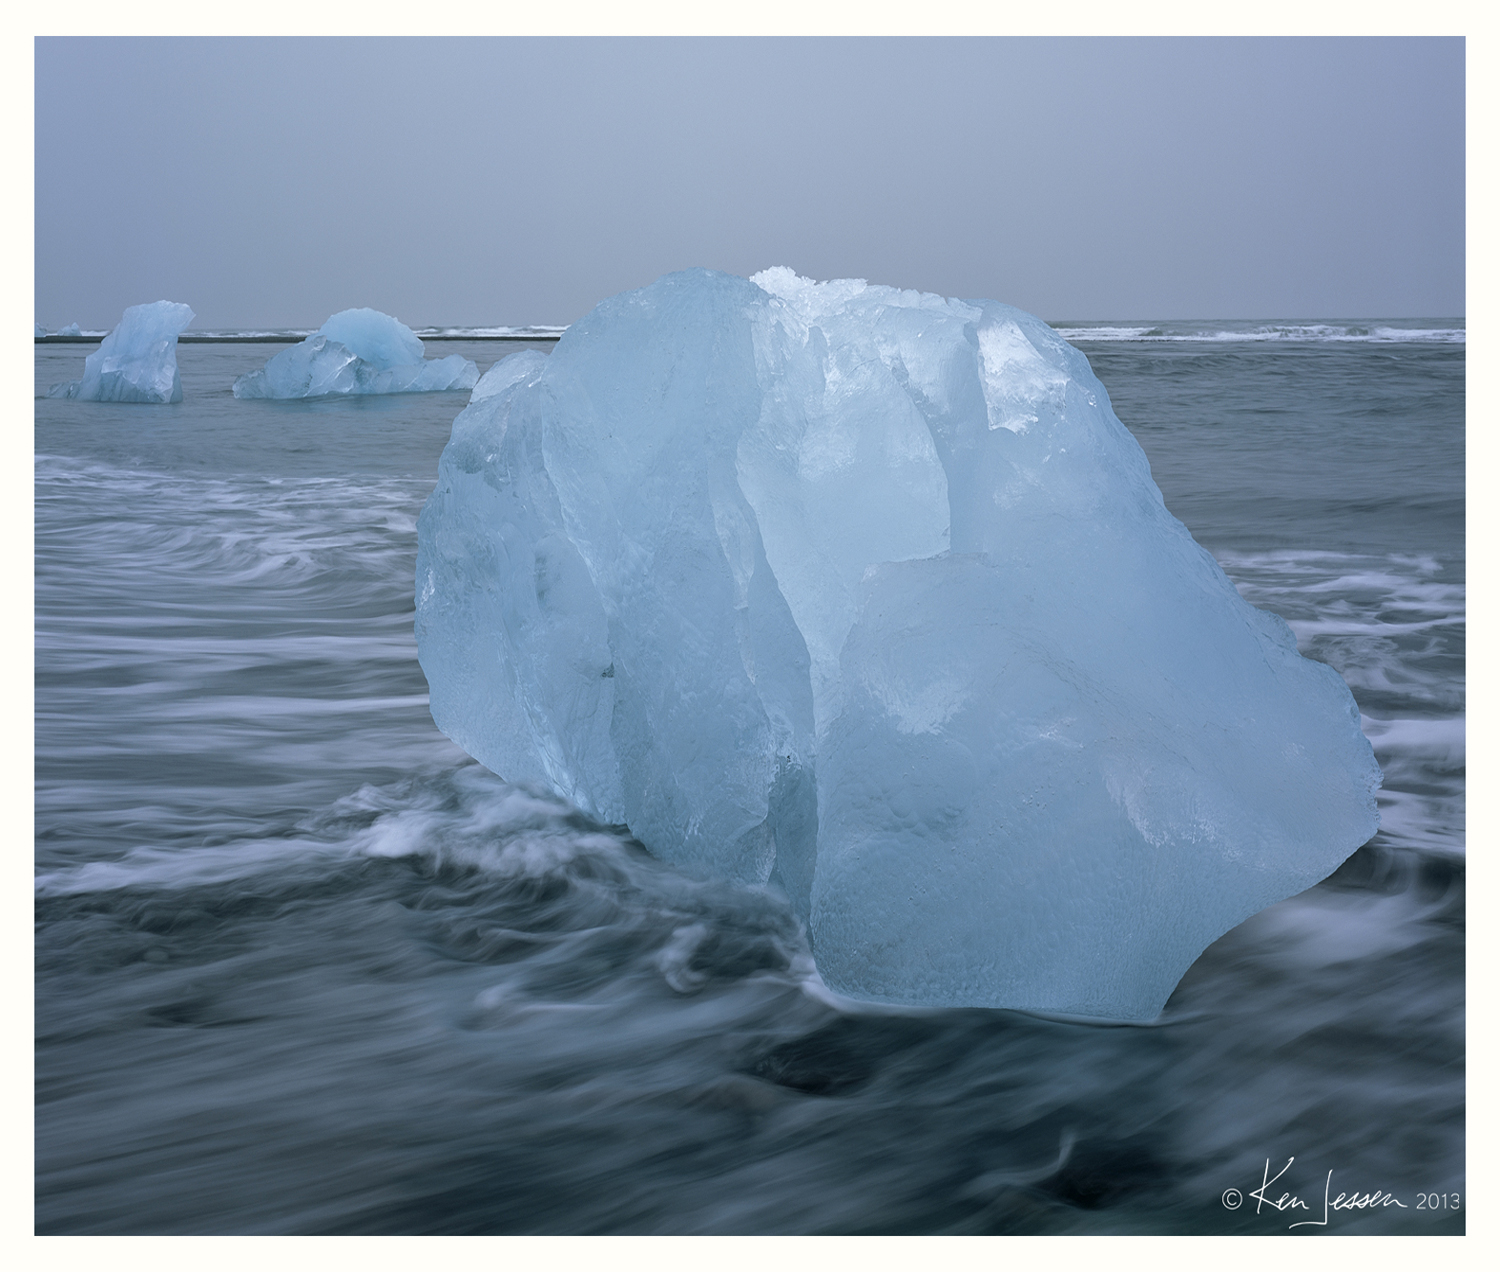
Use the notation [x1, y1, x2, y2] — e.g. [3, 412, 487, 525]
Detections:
[319, 307, 426, 368]
[415, 267, 1381, 1020]
[232, 308, 478, 399]
[34, 323, 46, 337]
[57, 322, 82, 337]
[46, 302, 194, 403]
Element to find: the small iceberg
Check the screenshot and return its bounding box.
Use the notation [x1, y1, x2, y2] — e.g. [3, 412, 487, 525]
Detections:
[56, 322, 82, 337]
[46, 302, 194, 403]
[233, 308, 478, 399]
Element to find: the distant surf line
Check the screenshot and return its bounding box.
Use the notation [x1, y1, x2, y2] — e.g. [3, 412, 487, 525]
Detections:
[39, 325, 1464, 346]
[1051, 322, 1465, 344]
[36, 328, 568, 344]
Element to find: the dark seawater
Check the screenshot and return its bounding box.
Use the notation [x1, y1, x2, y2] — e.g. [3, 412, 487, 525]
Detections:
[34, 331, 1464, 1234]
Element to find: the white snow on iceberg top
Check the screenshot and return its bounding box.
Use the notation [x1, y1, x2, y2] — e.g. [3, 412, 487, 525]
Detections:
[415, 267, 1381, 1020]
[232, 307, 478, 399]
[46, 301, 194, 403]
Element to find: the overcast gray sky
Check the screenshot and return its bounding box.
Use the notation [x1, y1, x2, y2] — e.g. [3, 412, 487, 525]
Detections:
[34, 37, 1465, 329]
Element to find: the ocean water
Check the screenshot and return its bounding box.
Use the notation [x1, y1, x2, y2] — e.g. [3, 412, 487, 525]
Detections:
[34, 325, 1464, 1234]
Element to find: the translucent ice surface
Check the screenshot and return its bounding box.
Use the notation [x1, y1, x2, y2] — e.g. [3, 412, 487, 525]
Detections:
[233, 308, 478, 399]
[415, 268, 1381, 1019]
[46, 302, 194, 403]
[470, 348, 549, 402]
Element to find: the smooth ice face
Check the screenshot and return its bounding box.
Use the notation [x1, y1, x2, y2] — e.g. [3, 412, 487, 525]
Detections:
[232, 308, 478, 399]
[415, 268, 1381, 1020]
[46, 301, 194, 403]
[469, 348, 549, 402]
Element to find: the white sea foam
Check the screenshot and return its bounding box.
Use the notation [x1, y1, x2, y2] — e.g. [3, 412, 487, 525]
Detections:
[36, 454, 427, 588]
[43, 319, 1461, 346]
[97, 326, 570, 343]
[1231, 879, 1444, 970]
[33, 835, 346, 897]
[1215, 548, 1464, 855]
[414, 326, 568, 340]
[1054, 322, 1465, 345]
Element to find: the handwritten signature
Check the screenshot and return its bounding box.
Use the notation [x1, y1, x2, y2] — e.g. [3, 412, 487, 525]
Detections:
[1224, 1158, 1410, 1230]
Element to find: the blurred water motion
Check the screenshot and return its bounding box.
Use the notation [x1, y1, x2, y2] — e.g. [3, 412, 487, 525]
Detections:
[34, 337, 1463, 1233]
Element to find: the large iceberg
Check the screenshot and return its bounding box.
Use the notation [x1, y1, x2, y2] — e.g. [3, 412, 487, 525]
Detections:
[232, 308, 478, 399]
[46, 301, 194, 402]
[415, 268, 1381, 1020]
